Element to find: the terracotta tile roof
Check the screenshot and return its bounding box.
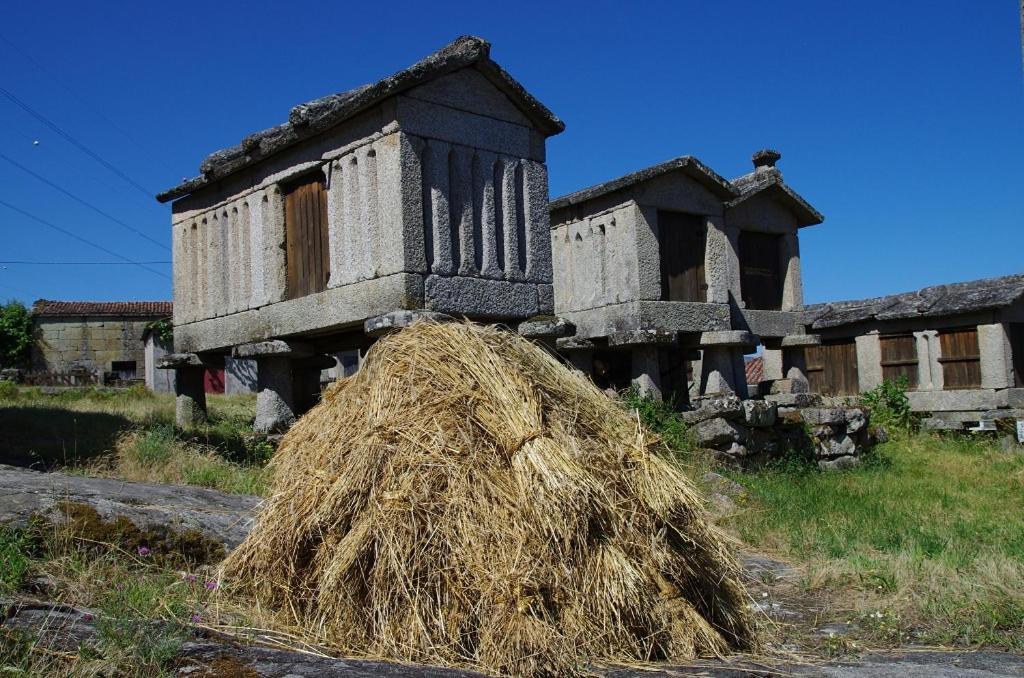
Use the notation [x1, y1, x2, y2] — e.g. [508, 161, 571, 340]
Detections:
[745, 356, 764, 385]
[32, 299, 172, 317]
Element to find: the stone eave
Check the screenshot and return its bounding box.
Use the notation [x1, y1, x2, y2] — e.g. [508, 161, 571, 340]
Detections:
[726, 175, 824, 227]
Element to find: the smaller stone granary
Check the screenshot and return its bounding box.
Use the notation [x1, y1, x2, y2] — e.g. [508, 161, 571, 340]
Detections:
[549, 150, 824, 405]
[29, 300, 172, 385]
[804, 274, 1024, 428]
[157, 36, 563, 431]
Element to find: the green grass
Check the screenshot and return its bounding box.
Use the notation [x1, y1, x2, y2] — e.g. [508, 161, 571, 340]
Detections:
[0, 525, 31, 594]
[723, 433, 1024, 648]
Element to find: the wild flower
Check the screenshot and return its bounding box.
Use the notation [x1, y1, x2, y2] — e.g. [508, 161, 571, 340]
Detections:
[190, 613, 202, 623]
[137, 546, 151, 556]
[204, 580, 218, 590]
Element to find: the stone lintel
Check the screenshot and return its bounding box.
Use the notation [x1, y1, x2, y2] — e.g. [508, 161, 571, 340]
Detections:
[608, 330, 677, 348]
[517, 316, 576, 339]
[781, 333, 822, 348]
[364, 310, 453, 337]
[556, 336, 597, 351]
[157, 353, 203, 369]
[699, 330, 757, 348]
[233, 340, 316, 359]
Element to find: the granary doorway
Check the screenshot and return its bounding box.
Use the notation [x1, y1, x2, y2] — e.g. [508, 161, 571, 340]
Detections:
[738, 231, 783, 310]
[283, 174, 330, 300]
[658, 211, 707, 302]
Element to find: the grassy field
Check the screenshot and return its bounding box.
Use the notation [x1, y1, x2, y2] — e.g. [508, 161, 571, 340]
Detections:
[1, 384, 1023, 674]
[722, 433, 1024, 650]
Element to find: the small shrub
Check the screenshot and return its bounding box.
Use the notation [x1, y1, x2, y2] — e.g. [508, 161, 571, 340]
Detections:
[861, 377, 919, 435]
[0, 380, 17, 400]
[0, 301, 32, 369]
[621, 387, 692, 455]
[132, 425, 177, 466]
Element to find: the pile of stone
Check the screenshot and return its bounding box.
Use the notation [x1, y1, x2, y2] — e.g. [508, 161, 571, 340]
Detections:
[685, 394, 880, 470]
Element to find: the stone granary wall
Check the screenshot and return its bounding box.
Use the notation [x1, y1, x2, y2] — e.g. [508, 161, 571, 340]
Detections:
[29, 300, 172, 385]
[156, 36, 564, 431]
[550, 150, 824, 405]
[803, 274, 1024, 429]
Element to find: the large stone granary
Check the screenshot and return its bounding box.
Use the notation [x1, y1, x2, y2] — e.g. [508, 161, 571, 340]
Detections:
[157, 37, 563, 430]
[549, 150, 824, 405]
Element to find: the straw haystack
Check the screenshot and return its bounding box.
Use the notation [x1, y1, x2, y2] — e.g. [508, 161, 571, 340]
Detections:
[224, 322, 755, 676]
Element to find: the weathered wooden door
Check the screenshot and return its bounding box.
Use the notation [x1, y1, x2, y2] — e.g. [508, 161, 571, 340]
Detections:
[658, 211, 707, 302]
[805, 340, 859, 395]
[739, 231, 782, 310]
[938, 328, 981, 389]
[880, 334, 918, 388]
[284, 175, 330, 300]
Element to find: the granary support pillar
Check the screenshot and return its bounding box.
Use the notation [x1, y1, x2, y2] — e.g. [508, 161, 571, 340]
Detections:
[855, 332, 883, 392]
[780, 333, 819, 390]
[156, 353, 208, 427]
[608, 330, 677, 401]
[913, 330, 938, 390]
[978, 323, 1014, 390]
[697, 331, 755, 399]
[234, 340, 318, 434]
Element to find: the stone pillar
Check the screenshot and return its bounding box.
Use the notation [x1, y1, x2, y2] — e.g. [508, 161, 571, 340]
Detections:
[780, 334, 819, 392]
[254, 356, 295, 434]
[925, 330, 944, 391]
[761, 348, 785, 381]
[723, 222, 743, 306]
[630, 346, 662, 400]
[703, 215, 733, 304]
[175, 366, 207, 427]
[855, 332, 882, 392]
[780, 231, 803, 311]
[913, 331, 934, 390]
[979, 323, 1013, 389]
[697, 331, 755, 399]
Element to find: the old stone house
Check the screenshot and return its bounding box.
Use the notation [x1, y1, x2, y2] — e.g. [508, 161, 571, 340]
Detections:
[803, 274, 1024, 428]
[156, 36, 563, 431]
[30, 300, 172, 385]
[549, 150, 824, 404]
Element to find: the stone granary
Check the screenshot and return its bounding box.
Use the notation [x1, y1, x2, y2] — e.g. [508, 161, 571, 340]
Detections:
[549, 150, 824, 404]
[804, 274, 1024, 428]
[29, 300, 172, 386]
[156, 36, 563, 431]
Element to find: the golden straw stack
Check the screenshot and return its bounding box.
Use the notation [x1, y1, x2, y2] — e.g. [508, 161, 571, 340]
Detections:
[223, 321, 755, 676]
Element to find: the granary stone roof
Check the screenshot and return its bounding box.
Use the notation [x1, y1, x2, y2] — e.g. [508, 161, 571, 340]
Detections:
[806, 273, 1024, 329]
[728, 161, 824, 227]
[32, 300, 173, 317]
[548, 156, 738, 212]
[157, 36, 564, 204]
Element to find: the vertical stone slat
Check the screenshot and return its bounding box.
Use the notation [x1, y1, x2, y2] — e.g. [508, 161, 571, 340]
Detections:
[264, 187, 287, 304]
[248, 191, 266, 307]
[206, 213, 222, 318]
[195, 218, 207, 321]
[424, 139, 453, 275]
[476, 150, 501, 279]
[358, 146, 379, 280]
[225, 207, 237, 314]
[500, 157, 524, 281]
[450, 145, 478, 277]
[238, 200, 252, 310]
[341, 154, 363, 284]
[522, 160, 552, 282]
[325, 161, 346, 288]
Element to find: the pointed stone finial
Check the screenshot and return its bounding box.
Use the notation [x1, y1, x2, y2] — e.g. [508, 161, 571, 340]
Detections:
[752, 149, 781, 172]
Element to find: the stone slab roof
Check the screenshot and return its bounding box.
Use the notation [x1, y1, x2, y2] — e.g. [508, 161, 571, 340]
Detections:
[806, 274, 1024, 329]
[548, 156, 738, 212]
[157, 36, 564, 204]
[728, 167, 824, 227]
[32, 300, 173, 318]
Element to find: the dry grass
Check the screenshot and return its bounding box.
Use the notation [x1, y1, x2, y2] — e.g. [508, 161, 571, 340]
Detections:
[224, 321, 755, 676]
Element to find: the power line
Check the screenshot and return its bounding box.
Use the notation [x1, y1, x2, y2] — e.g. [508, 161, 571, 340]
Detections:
[0, 199, 170, 280]
[0, 32, 153, 156]
[0, 151, 169, 251]
[0, 260, 170, 265]
[0, 85, 154, 198]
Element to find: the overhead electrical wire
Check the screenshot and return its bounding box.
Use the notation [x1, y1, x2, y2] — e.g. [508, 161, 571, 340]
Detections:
[0, 198, 170, 280]
[0, 85, 154, 198]
[0, 260, 170, 265]
[0, 151, 168, 251]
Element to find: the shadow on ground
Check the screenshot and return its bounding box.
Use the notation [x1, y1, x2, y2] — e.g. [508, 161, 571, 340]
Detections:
[0, 407, 133, 469]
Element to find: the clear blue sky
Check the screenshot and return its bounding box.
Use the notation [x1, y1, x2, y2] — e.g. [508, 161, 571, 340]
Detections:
[1, 1, 1021, 306]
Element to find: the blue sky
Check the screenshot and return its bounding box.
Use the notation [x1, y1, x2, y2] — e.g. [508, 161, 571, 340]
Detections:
[1, 1, 1021, 305]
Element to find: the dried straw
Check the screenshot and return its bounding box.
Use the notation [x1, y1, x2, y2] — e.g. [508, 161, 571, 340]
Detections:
[223, 321, 755, 676]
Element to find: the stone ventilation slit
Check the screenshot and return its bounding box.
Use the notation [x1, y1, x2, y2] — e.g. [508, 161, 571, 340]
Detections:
[447, 148, 461, 273]
[421, 143, 435, 271]
[471, 151, 484, 273]
[514, 161, 527, 275]
[493, 158, 505, 274]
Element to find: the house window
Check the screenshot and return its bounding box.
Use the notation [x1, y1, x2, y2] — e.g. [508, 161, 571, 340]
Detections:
[739, 231, 783, 310]
[658, 211, 706, 302]
[283, 173, 330, 300]
[938, 327, 981, 390]
[880, 334, 918, 388]
[805, 339, 859, 395]
[111, 360, 137, 380]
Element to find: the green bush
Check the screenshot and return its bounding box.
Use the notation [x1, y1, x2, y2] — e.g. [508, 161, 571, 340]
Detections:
[0, 301, 32, 369]
[0, 380, 17, 400]
[861, 376, 919, 434]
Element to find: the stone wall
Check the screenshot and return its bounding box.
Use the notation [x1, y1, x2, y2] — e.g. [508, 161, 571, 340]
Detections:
[32, 317, 152, 380]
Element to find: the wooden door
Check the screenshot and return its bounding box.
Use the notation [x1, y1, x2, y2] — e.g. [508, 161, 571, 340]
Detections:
[658, 211, 707, 302]
[739, 231, 783, 310]
[880, 334, 918, 388]
[938, 328, 981, 389]
[805, 340, 859, 395]
[284, 175, 330, 300]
